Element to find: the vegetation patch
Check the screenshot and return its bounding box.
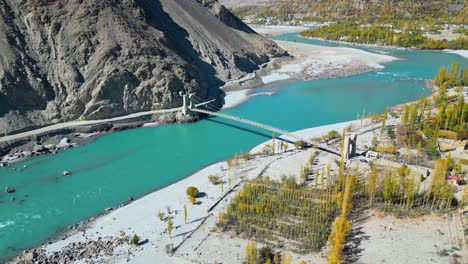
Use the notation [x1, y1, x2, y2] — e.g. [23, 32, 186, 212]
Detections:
[218, 177, 337, 253]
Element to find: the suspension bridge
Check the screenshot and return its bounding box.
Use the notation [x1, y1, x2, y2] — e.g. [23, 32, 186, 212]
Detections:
[185, 94, 342, 157]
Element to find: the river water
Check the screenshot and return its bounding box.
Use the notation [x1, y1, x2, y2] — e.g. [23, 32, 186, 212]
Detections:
[0, 33, 466, 261]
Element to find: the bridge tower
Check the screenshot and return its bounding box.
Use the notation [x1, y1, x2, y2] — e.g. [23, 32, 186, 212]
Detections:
[182, 93, 194, 115]
[343, 133, 357, 160]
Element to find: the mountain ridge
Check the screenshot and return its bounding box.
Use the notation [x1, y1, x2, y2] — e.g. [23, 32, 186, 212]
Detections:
[0, 0, 286, 134]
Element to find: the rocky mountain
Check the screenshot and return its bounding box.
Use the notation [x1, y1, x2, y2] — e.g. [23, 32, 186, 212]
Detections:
[0, 0, 285, 134]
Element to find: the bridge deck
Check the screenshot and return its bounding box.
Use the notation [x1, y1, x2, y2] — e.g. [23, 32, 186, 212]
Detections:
[192, 108, 341, 156]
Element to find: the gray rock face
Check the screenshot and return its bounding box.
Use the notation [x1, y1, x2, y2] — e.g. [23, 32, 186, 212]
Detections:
[0, 0, 285, 134]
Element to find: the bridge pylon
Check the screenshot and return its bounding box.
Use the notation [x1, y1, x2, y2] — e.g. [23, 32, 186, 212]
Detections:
[182, 93, 194, 115]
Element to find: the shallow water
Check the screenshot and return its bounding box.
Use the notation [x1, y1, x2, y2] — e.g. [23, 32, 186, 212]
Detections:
[0, 33, 466, 261]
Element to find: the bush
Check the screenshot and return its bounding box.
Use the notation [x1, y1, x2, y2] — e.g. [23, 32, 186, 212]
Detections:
[397, 165, 410, 177]
[377, 145, 397, 154]
[261, 144, 274, 155]
[439, 130, 458, 140]
[188, 196, 196, 204]
[281, 175, 298, 188]
[457, 129, 468, 140]
[242, 151, 252, 161]
[294, 141, 304, 149]
[165, 244, 174, 253]
[258, 246, 273, 263]
[131, 234, 140, 246]
[208, 175, 221, 185]
[327, 130, 340, 140]
[369, 114, 383, 123]
[186, 186, 199, 198]
[425, 141, 440, 159]
[387, 126, 396, 140]
[157, 211, 165, 221]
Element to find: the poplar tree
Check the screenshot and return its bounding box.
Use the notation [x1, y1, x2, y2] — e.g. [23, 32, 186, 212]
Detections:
[167, 218, 173, 238]
[245, 241, 257, 264]
[273, 253, 280, 264]
[367, 163, 378, 205]
[272, 133, 276, 154]
[381, 107, 388, 134]
[328, 175, 353, 264]
[434, 66, 447, 86]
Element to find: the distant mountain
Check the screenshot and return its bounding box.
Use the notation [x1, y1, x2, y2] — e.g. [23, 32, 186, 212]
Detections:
[0, 0, 285, 134]
[220, 0, 466, 24]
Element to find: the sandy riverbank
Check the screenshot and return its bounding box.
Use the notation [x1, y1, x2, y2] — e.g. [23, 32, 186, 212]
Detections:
[248, 24, 311, 36]
[444, 49, 468, 59]
[261, 40, 398, 84]
[221, 31, 399, 108]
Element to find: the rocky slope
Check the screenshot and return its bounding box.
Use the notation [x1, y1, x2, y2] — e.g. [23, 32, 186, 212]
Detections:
[0, 0, 285, 134]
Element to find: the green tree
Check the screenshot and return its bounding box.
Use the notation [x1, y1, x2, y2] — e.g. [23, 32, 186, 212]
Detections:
[131, 234, 140, 246]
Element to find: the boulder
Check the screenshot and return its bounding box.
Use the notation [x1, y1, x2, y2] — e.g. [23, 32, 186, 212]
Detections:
[63, 171, 72, 176]
[44, 144, 56, 150]
[56, 138, 71, 149]
[5, 187, 16, 193]
[32, 144, 45, 153]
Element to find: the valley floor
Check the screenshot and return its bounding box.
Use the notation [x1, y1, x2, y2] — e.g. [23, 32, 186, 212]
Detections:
[14, 115, 467, 264]
[7, 25, 467, 264]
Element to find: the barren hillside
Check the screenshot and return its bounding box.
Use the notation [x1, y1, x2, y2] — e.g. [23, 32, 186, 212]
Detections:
[0, 0, 285, 134]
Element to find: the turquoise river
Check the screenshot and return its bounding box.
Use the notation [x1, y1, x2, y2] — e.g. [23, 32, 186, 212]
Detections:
[0, 33, 467, 261]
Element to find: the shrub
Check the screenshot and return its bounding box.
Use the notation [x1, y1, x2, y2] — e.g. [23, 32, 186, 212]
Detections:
[258, 246, 273, 263]
[439, 130, 458, 140]
[120, 231, 128, 243]
[186, 186, 199, 198]
[157, 211, 165, 221]
[165, 244, 173, 253]
[208, 175, 221, 185]
[131, 234, 140, 246]
[294, 141, 304, 149]
[218, 212, 227, 224]
[327, 130, 340, 140]
[188, 196, 196, 204]
[377, 145, 397, 154]
[261, 144, 273, 155]
[387, 126, 396, 140]
[425, 141, 440, 159]
[457, 129, 468, 140]
[242, 151, 252, 161]
[281, 175, 298, 188]
[369, 114, 383, 123]
[397, 165, 410, 177]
